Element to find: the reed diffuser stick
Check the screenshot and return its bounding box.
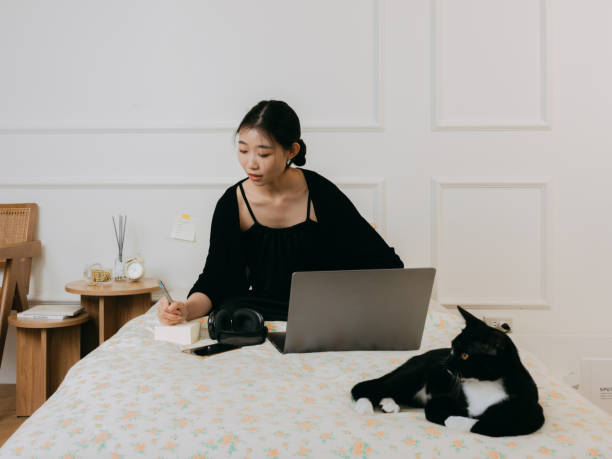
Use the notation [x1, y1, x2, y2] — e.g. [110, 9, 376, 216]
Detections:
[112, 216, 120, 254]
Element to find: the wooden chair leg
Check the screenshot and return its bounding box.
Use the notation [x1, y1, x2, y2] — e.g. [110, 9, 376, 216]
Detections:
[0, 259, 16, 365]
[13, 259, 29, 312]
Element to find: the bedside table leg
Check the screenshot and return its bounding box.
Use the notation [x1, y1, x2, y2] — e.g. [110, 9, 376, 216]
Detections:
[15, 324, 83, 417]
[78, 290, 155, 350]
[80, 295, 100, 357]
[16, 328, 46, 417]
[102, 293, 152, 341]
[117, 293, 152, 328]
[46, 325, 81, 396]
[100, 296, 118, 342]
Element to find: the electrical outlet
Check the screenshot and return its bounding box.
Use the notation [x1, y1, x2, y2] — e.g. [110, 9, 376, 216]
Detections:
[483, 316, 513, 333]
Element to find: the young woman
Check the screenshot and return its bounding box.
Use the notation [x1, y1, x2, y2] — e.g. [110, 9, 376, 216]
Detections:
[158, 100, 403, 324]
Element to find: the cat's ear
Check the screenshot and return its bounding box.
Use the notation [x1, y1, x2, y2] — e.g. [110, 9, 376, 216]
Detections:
[457, 306, 486, 328]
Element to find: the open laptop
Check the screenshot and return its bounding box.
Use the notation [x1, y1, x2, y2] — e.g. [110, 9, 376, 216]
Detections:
[268, 268, 436, 353]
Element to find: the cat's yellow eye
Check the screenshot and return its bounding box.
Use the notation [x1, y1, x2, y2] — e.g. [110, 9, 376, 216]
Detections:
[461, 353, 469, 360]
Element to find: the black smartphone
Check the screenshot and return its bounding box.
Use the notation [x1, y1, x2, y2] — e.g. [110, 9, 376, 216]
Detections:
[192, 343, 239, 356]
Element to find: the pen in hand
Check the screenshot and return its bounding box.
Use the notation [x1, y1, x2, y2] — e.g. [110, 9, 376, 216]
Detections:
[159, 280, 186, 324]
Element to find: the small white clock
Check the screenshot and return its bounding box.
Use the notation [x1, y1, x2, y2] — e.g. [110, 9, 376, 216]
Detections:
[124, 257, 145, 281]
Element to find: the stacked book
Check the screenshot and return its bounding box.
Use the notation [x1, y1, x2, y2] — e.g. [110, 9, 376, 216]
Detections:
[154, 317, 203, 345]
[17, 304, 84, 320]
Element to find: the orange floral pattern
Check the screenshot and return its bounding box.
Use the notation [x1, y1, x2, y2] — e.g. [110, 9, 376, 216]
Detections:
[0, 306, 610, 458]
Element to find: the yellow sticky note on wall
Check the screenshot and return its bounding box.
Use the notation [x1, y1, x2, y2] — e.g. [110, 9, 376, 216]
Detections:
[171, 214, 197, 242]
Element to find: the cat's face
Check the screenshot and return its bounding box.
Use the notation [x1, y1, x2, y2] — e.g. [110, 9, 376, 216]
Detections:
[448, 307, 515, 381]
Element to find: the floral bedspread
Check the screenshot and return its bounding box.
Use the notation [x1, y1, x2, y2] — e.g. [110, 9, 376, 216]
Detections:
[1, 304, 610, 458]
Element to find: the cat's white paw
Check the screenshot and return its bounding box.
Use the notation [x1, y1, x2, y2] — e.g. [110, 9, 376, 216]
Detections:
[444, 416, 477, 432]
[379, 397, 400, 413]
[354, 397, 374, 415]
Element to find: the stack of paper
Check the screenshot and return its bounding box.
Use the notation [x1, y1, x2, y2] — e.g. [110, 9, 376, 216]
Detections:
[17, 304, 84, 320]
[154, 318, 202, 345]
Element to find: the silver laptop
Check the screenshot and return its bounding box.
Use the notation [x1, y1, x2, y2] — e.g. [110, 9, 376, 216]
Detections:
[268, 268, 436, 353]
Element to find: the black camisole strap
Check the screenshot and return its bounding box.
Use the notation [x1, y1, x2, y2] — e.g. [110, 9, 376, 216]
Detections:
[306, 191, 311, 221]
[239, 182, 259, 224]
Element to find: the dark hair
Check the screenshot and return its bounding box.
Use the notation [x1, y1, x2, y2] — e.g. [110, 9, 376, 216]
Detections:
[234, 100, 307, 168]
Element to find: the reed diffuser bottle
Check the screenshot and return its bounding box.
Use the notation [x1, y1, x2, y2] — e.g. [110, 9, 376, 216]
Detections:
[112, 214, 127, 280]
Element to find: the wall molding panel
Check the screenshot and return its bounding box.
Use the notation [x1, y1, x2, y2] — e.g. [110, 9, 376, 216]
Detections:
[0, 177, 385, 225]
[0, 0, 385, 134]
[431, 0, 550, 131]
[431, 178, 552, 309]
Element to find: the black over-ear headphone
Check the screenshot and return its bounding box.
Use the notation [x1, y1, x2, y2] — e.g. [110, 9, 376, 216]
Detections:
[208, 308, 268, 347]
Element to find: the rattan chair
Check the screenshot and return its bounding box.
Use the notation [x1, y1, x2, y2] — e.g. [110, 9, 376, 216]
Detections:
[0, 203, 41, 365]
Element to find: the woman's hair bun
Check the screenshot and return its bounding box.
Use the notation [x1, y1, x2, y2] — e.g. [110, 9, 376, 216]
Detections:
[291, 139, 307, 166]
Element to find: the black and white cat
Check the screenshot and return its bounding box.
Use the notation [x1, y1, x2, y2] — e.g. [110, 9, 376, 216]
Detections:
[351, 307, 544, 437]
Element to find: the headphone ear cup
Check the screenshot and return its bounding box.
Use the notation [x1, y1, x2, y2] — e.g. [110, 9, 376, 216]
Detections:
[208, 308, 232, 340]
[207, 310, 216, 340]
[216, 308, 267, 346]
[231, 308, 262, 333]
[216, 309, 233, 330]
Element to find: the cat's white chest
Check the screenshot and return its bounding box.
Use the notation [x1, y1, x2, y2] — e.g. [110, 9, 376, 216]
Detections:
[461, 378, 507, 417]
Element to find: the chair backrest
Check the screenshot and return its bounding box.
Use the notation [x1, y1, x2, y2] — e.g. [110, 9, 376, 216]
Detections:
[0, 204, 38, 293]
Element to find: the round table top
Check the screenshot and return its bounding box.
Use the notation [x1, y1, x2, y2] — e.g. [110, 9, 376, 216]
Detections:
[65, 278, 160, 296]
[9, 311, 90, 329]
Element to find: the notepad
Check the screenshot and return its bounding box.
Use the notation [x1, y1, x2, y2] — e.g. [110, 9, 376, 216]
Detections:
[170, 214, 197, 242]
[154, 318, 202, 345]
[17, 304, 84, 319]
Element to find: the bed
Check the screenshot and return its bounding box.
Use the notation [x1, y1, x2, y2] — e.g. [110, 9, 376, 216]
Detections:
[1, 304, 610, 458]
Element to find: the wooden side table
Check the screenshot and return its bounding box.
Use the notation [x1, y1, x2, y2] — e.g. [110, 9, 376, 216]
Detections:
[65, 278, 160, 355]
[8, 312, 89, 416]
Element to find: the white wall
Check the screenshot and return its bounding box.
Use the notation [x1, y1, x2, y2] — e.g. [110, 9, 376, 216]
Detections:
[1, 0, 611, 384]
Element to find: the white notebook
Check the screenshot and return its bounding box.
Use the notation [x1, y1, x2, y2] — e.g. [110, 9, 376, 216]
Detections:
[154, 318, 203, 345]
[17, 304, 84, 319]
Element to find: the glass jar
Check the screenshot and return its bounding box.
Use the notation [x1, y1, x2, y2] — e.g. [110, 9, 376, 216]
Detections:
[113, 255, 126, 281]
[84, 263, 112, 285]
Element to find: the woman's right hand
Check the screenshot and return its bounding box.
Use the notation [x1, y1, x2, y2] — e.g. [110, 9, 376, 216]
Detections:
[157, 297, 188, 325]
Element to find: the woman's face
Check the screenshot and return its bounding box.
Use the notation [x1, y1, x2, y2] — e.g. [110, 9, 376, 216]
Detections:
[237, 128, 293, 185]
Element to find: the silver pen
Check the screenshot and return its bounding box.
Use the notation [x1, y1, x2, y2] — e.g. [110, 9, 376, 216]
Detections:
[159, 280, 174, 304]
[159, 280, 185, 323]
